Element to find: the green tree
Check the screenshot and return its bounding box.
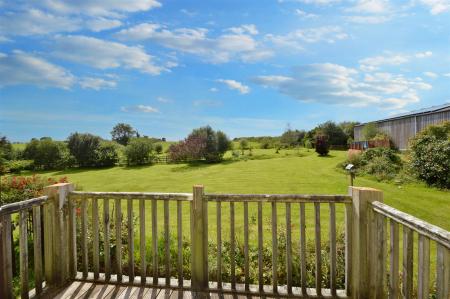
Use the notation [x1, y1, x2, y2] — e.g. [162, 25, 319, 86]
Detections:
[239, 139, 249, 154]
[154, 144, 163, 154]
[362, 122, 379, 140]
[125, 138, 154, 166]
[0, 135, 13, 173]
[67, 133, 102, 167]
[280, 129, 305, 148]
[95, 141, 119, 167]
[111, 123, 136, 146]
[188, 126, 231, 162]
[315, 121, 347, 146]
[23, 138, 70, 170]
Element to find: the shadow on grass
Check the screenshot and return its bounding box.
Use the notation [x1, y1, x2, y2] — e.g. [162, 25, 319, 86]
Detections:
[170, 159, 238, 172]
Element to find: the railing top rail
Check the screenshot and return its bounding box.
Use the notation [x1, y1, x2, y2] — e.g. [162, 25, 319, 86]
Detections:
[371, 200, 450, 249]
[204, 193, 352, 203]
[0, 195, 48, 216]
[69, 191, 192, 201]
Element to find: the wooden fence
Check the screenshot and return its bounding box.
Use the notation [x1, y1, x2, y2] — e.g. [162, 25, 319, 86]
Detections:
[0, 183, 449, 299]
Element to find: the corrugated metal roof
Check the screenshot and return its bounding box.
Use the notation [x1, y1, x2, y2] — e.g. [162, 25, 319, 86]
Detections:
[355, 102, 450, 127]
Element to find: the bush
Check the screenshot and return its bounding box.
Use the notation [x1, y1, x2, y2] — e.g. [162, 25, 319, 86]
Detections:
[6, 160, 34, 173]
[124, 138, 154, 166]
[361, 122, 378, 140]
[315, 121, 347, 146]
[23, 138, 72, 170]
[67, 133, 102, 167]
[409, 121, 450, 188]
[315, 135, 329, 156]
[155, 144, 163, 154]
[111, 123, 136, 146]
[95, 141, 119, 167]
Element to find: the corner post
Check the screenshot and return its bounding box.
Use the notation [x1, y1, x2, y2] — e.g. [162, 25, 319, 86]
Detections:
[0, 214, 13, 299]
[349, 186, 383, 299]
[191, 185, 208, 296]
[43, 183, 75, 287]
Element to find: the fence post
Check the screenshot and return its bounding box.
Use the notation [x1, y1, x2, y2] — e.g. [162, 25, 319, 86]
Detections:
[43, 183, 75, 287]
[0, 214, 13, 299]
[349, 186, 383, 299]
[191, 185, 208, 296]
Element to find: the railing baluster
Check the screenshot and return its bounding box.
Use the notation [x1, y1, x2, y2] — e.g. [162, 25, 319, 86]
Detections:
[314, 202, 322, 297]
[345, 203, 353, 297]
[177, 201, 182, 287]
[69, 198, 77, 279]
[375, 212, 386, 298]
[230, 201, 236, 290]
[32, 206, 43, 295]
[286, 202, 292, 294]
[0, 214, 13, 299]
[402, 226, 413, 298]
[389, 220, 399, 299]
[329, 202, 337, 296]
[272, 201, 278, 293]
[417, 235, 430, 299]
[244, 202, 249, 291]
[436, 244, 450, 299]
[164, 200, 170, 286]
[140, 198, 146, 284]
[81, 199, 88, 278]
[19, 210, 29, 299]
[300, 203, 307, 296]
[103, 198, 111, 281]
[152, 199, 158, 284]
[92, 198, 99, 280]
[115, 198, 122, 282]
[258, 202, 263, 292]
[128, 198, 135, 282]
[217, 201, 222, 289]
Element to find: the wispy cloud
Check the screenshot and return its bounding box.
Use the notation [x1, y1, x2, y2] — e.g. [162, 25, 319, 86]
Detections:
[121, 105, 159, 113]
[79, 77, 117, 90]
[359, 51, 433, 71]
[419, 0, 450, 14]
[423, 71, 438, 79]
[156, 96, 172, 103]
[216, 79, 250, 94]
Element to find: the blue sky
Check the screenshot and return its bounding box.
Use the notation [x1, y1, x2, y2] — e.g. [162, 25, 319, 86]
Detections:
[1, 0, 450, 141]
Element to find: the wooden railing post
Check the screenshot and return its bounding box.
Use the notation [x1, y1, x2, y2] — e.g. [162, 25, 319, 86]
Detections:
[349, 186, 383, 299]
[43, 183, 75, 287]
[191, 185, 208, 296]
[0, 214, 13, 299]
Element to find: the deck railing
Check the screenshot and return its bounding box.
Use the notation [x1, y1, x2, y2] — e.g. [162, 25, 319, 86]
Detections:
[0, 183, 449, 299]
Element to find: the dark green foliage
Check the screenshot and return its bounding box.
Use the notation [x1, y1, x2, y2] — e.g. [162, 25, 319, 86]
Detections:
[6, 160, 34, 173]
[0, 135, 13, 173]
[316, 121, 348, 146]
[409, 121, 450, 188]
[155, 144, 163, 154]
[67, 133, 102, 167]
[338, 121, 360, 140]
[361, 122, 378, 140]
[124, 138, 154, 166]
[95, 141, 119, 167]
[315, 135, 329, 156]
[280, 129, 305, 148]
[23, 138, 71, 170]
[111, 123, 136, 146]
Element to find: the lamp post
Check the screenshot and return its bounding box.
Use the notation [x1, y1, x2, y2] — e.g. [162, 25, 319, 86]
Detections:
[345, 164, 356, 186]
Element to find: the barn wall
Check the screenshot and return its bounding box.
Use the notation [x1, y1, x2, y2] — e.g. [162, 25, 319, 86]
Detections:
[353, 108, 450, 150]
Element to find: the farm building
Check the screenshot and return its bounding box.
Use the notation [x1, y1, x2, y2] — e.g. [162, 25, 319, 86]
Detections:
[354, 103, 450, 150]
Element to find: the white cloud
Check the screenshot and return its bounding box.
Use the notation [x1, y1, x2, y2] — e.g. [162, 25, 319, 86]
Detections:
[419, 0, 450, 14]
[423, 71, 438, 78]
[86, 18, 122, 32]
[52, 35, 166, 75]
[0, 9, 81, 36]
[295, 9, 318, 18]
[39, 0, 162, 17]
[216, 79, 250, 94]
[180, 9, 197, 17]
[226, 24, 259, 35]
[115, 23, 273, 63]
[121, 105, 159, 113]
[347, 0, 390, 14]
[359, 51, 433, 71]
[265, 26, 348, 50]
[444, 73, 450, 77]
[0, 50, 75, 89]
[79, 77, 117, 90]
[278, 0, 341, 5]
[209, 87, 219, 92]
[253, 63, 431, 109]
[156, 96, 172, 103]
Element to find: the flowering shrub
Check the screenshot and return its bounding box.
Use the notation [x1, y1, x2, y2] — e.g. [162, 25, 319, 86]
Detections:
[0, 175, 68, 205]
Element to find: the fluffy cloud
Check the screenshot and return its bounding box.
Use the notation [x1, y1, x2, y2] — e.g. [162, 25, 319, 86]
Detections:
[86, 18, 122, 32]
[419, 0, 450, 14]
[121, 105, 159, 113]
[0, 50, 75, 89]
[52, 35, 165, 75]
[265, 26, 348, 50]
[115, 23, 273, 63]
[295, 9, 319, 18]
[253, 63, 431, 109]
[278, 0, 341, 5]
[423, 71, 438, 78]
[216, 79, 250, 94]
[38, 0, 161, 17]
[347, 0, 390, 14]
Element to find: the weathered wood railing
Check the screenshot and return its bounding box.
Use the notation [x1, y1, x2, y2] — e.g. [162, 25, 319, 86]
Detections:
[0, 183, 449, 299]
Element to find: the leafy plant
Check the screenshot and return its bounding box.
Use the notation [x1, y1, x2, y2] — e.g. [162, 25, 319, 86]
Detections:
[124, 138, 155, 166]
[315, 135, 329, 156]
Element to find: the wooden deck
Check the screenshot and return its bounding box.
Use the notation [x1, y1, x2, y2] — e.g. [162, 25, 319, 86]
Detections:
[54, 281, 255, 299]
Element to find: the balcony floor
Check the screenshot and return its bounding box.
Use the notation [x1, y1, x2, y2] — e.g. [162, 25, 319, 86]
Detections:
[53, 281, 256, 299]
